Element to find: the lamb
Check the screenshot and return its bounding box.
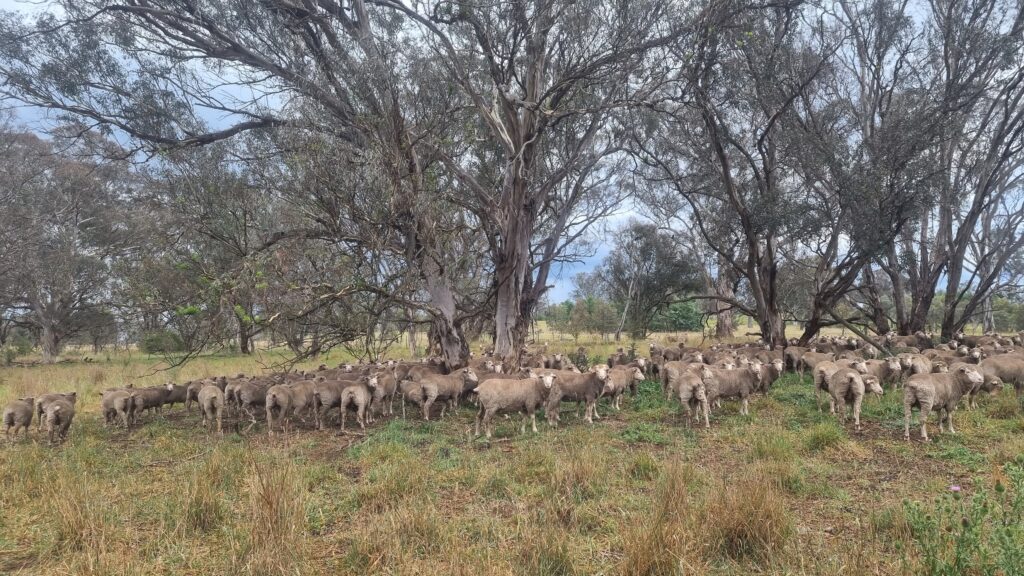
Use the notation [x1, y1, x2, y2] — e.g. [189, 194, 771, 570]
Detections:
[420, 368, 479, 420]
[44, 398, 75, 445]
[474, 372, 558, 439]
[665, 364, 710, 428]
[101, 390, 138, 428]
[35, 392, 77, 431]
[826, 369, 882, 431]
[545, 365, 609, 425]
[701, 363, 762, 416]
[338, 377, 377, 432]
[197, 384, 225, 435]
[602, 366, 644, 410]
[3, 397, 34, 439]
[904, 363, 985, 441]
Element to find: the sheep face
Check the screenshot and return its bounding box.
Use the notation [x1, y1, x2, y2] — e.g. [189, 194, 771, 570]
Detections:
[772, 359, 784, 373]
[969, 348, 982, 361]
[636, 358, 648, 369]
[593, 365, 609, 381]
[462, 368, 479, 386]
[864, 376, 883, 395]
[540, 373, 557, 389]
[934, 363, 949, 373]
[885, 358, 901, 373]
[366, 374, 379, 390]
[958, 366, 984, 387]
[165, 382, 175, 392]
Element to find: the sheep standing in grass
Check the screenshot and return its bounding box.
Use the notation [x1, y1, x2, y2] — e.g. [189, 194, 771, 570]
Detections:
[826, 369, 882, 432]
[197, 384, 225, 435]
[3, 397, 34, 439]
[420, 368, 479, 420]
[35, 392, 77, 431]
[338, 376, 377, 432]
[701, 363, 762, 416]
[101, 390, 138, 428]
[45, 399, 75, 445]
[474, 372, 558, 439]
[665, 364, 710, 428]
[980, 355, 1024, 401]
[603, 366, 644, 410]
[904, 363, 984, 441]
[546, 365, 609, 425]
[164, 383, 187, 409]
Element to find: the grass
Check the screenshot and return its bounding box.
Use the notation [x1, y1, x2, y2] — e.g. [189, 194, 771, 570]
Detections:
[1, 347, 1023, 574]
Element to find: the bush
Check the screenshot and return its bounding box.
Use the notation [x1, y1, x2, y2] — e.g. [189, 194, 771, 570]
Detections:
[903, 459, 1024, 575]
[140, 329, 185, 354]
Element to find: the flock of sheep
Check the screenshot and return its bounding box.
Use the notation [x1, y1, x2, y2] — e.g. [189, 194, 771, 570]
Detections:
[3, 330, 1024, 445]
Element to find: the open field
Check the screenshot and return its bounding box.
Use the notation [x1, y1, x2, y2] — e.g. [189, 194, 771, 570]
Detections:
[2, 343, 1024, 575]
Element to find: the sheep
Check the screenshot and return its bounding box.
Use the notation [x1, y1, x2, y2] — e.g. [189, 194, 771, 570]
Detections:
[236, 380, 271, 422]
[370, 369, 399, 417]
[163, 382, 188, 409]
[603, 366, 644, 410]
[44, 399, 75, 445]
[897, 354, 933, 376]
[101, 390, 138, 428]
[265, 383, 299, 436]
[313, 375, 376, 429]
[474, 372, 558, 439]
[399, 378, 426, 419]
[904, 363, 985, 441]
[132, 386, 171, 419]
[826, 369, 882, 431]
[420, 368, 479, 420]
[812, 360, 867, 412]
[980, 355, 1024, 401]
[665, 364, 710, 428]
[35, 392, 77, 432]
[197, 384, 225, 435]
[701, 363, 762, 416]
[799, 351, 835, 379]
[184, 380, 208, 413]
[338, 377, 377, 432]
[758, 358, 785, 393]
[863, 358, 903, 389]
[3, 397, 34, 439]
[783, 346, 809, 372]
[545, 365, 609, 425]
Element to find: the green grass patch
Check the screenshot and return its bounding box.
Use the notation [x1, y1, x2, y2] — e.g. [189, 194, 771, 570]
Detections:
[619, 422, 669, 445]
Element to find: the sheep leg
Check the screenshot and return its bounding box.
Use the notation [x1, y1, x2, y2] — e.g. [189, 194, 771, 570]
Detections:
[357, 406, 366, 430]
[402, 396, 407, 419]
[920, 401, 933, 441]
[701, 398, 710, 428]
[215, 408, 223, 435]
[584, 400, 594, 424]
[531, 412, 538, 433]
[904, 402, 913, 441]
[835, 395, 846, 425]
[483, 409, 496, 440]
[520, 412, 528, 435]
[853, 394, 863, 432]
[741, 397, 749, 416]
[593, 399, 602, 420]
[340, 407, 347, 434]
[474, 405, 484, 437]
[946, 408, 955, 434]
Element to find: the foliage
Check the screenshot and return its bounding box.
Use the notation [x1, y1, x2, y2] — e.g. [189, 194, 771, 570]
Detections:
[140, 330, 186, 354]
[650, 300, 704, 332]
[903, 459, 1024, 575]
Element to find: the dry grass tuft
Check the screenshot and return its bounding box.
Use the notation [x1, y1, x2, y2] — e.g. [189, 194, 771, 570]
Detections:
[700, 468, 793, 562]
[233, 455, 309, 576]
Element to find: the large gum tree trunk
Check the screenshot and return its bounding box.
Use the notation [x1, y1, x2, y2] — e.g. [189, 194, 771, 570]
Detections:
[492, 173, 536, 370]
[423, 261, 469, 372]
[714, 260, 735, 339]
[40, 323, 61, 364]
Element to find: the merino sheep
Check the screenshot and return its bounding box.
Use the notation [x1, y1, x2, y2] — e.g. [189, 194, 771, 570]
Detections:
[197, 384, 225, 435]
[338, 377, 378, 432]
[863, 358, 903, 389]
[420, 368, 479, 420]
[980, 355, 1024, 400]
[132, 386, 171, 419]
[666, 365, 710, 428]
[3, 397, 34, 439]
[799, 351, 835, 379]
[826, 369, 882, 431]
[474, 372, 558, 439]
[546, 365, 609, 425]
[702, 363, 762, 416]
[314, 375, 377, 429]
[35, 392, 77, 432]
[101, 390, 138, 428]
[164, 383, 188, 409]
[236, 381, 272, 428]
[45, 399, 75, 445]
[603, 366, 644, 410]
[904, 363, 984, 441]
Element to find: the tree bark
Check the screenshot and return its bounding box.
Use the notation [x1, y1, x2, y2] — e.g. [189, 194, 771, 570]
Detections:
[40, 323, 60, 364]
[714, 259, 735, 339]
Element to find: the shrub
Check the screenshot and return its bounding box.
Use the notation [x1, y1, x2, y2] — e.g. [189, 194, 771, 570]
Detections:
[802, 422, 846, 453]
[140, 329, 185, 354]
[702, 471, 793, 562]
